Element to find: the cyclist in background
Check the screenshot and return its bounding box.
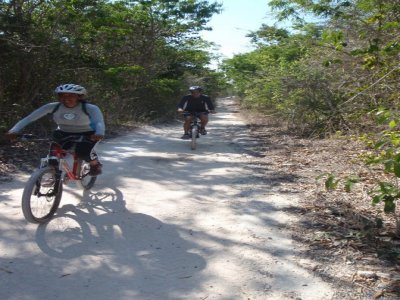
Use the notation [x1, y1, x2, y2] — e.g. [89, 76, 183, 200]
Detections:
[5, 84, 105, 175]
[177, 86, 216, 139]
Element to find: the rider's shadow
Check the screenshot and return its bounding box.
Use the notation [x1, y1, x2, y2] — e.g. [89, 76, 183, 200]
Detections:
[35, 186, 206, 281]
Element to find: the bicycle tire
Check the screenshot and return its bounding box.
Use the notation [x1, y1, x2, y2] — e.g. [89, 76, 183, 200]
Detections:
[191, 126, 198, 150]
[21, 166, 63, 223]
[76, 159, 97, 190]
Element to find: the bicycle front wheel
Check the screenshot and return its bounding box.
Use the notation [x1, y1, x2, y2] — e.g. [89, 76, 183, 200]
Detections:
[21, 166, 63, 223]
[76, 160, 97, 190]
[191, 126, 198, 150]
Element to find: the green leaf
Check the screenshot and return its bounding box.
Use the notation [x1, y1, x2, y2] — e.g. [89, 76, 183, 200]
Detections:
[372, 195, 383, 205]
[382, 21, 399, 30]
[394, 161, 400, 177]
[373, 141, 385, 149]
[389, 120, 397, 128]
[384, 160, 393, 173]
[344, 176, 360, 192]
[325, 174, 339, 191]
[375, 218, 383, 228]
[378, 181, 394, 193]
[375, 109, 391, 124]
[383, 198, 396, 214]
[394, 153, 400, 162]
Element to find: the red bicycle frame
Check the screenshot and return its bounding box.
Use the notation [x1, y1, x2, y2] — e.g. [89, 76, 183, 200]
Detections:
[49, 143, 81, 180]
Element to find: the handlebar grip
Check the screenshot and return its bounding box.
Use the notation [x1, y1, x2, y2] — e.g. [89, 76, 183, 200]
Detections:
[20, 134, 37, 141]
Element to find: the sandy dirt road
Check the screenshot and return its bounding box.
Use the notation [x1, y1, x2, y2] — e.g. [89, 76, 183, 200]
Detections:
[0, 98, 334, 300]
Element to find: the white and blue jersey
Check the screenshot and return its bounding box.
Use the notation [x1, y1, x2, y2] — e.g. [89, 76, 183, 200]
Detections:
[9, 102, 105, 135]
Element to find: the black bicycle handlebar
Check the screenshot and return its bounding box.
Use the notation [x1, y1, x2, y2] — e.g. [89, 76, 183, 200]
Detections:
[18, 134, 47, 142]
[18, 133, 93, 144]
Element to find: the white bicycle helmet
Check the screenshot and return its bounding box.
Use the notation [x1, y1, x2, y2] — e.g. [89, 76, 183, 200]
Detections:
[189, 86, 202, 92]
[55, 84, 87, 95]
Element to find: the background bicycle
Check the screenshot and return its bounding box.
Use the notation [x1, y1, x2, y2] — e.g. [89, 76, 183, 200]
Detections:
[189, 113, 201, 150]
[179, 112, 203, 150]
[20, 134, 98, 223]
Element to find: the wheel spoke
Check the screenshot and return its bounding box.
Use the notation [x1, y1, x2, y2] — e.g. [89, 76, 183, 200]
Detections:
[21, 167, 62, 223]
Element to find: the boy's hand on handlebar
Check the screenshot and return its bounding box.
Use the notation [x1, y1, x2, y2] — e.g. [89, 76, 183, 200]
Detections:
[90, 134, 104, 141]
[210, 110, 217, 114]
[5, 132, 18, 140]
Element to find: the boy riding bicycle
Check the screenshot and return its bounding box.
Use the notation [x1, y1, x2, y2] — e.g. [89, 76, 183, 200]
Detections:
[5, 84, 105, 176]
[177, 86, 216, 139]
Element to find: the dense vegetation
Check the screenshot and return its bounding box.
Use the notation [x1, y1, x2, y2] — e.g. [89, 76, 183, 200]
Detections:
[221, 0, 400, 231]
[0, 0, 227, 139]
[223, 0, 399, 135]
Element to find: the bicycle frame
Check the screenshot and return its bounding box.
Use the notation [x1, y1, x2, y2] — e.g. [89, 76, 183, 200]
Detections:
[41, 143, 82, 181]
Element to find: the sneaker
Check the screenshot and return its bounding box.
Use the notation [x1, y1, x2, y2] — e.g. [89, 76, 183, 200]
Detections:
[181, 134, 190, 139]
[89, 162, 103, 176]
[200, 128, 207, 135]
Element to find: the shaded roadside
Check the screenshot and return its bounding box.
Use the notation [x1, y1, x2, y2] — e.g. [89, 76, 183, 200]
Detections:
[240, 109, 400, 299]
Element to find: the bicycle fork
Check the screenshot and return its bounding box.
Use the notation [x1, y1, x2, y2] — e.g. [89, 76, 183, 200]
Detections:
[191, 121, 200, 138]
[34, 168, 62, 197]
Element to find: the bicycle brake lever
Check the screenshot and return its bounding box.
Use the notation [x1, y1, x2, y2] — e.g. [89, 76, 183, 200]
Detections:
[20, 134, 36, 141]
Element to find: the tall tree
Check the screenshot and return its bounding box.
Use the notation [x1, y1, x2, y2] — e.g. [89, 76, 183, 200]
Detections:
[0, 0, 223, 136]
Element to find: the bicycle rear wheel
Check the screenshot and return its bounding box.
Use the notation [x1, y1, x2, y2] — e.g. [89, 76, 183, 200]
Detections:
[21, 166, 63, 223]
[76, 159, 97, 190]
[191, 126, 198, 150]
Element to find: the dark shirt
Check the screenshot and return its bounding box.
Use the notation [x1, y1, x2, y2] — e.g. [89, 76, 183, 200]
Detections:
[177, 94, 215, 112]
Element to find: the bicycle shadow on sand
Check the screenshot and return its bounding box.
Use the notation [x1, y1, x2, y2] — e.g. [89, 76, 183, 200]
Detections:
[34, 185, 206, 297]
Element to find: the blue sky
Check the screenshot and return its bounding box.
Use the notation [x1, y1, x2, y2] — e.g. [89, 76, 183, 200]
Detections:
[200, 0, 275, 61]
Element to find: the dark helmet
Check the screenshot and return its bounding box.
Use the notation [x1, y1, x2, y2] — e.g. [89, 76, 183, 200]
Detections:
[189, 86, 202, 92]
